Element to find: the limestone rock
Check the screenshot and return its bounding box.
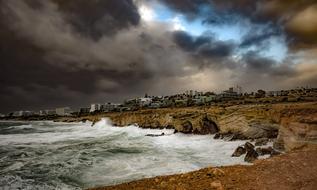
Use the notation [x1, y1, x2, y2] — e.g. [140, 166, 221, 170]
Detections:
[274, 115, 317, 151]
[199, 116, 219, 134]
[181, 120, 193, 133]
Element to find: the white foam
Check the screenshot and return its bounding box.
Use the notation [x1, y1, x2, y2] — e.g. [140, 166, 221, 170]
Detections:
[1, 118, 249, 188]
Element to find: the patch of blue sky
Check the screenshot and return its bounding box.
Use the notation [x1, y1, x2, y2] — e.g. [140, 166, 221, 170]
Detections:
[152, 3, 287, 62]
[154, 3, 247, 40]
[259, 37, 288, 62]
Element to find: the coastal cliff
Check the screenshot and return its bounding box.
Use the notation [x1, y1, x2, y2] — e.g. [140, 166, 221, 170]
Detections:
[57, 102, 317, 152]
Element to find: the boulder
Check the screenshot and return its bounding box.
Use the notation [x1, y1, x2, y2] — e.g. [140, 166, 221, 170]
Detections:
[214, 133, 221, 139]
[255, 138, 269, 146]
[181, 120, 193, 133]
[256, 146, 281, 156]
[232, 146, 246, 157]
[145, 133, 165, 137]
[244, 142, 255, 152]
[256, 147, 273, 155]
[244, 148, 259, 162]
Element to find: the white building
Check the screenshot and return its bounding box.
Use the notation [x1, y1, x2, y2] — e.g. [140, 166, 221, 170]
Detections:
[55, 107, 72, 116]
[232, 85, 243, 95]
[102, 103, 120, 112]
[12, 111, 34, 117]
[90, 104, 102, 112]
[39, 110, 57, 115]
[138, 98, 152, 107]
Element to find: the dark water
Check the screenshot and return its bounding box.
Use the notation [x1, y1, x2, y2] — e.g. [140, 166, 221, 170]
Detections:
[0, 119, 247, 189]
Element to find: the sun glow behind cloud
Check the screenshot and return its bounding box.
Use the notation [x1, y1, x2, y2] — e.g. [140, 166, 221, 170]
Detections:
[139, 5, 156, 21]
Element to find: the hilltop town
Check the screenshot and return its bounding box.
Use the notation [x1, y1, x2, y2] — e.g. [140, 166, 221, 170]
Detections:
[2, 86, 317, 119]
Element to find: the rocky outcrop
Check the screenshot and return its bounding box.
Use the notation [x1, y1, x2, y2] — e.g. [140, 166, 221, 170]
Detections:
[231, 146, 246, 157]
[274, 113, 317, 151]
[54, 102, 317, 147]
[244, 148, 259, 162]
[255, 138, 269, 146]
[199, 117, 219, 134]
[231, 142, 263, 162]
[100, 109, 221, 135]
[181, 121, 193, 134]
[256, 147, 280, 156]
[244, 142, 255, 152]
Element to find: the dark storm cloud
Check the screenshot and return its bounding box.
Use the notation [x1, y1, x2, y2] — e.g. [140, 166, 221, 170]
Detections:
[172, 31, 235, 59]
[0, 0, 316, 113]
[0, 0, 152, 112]
[51, 0, 140, 40]
[0, 0, 197, 112]
[239, 24, 282, 48]
[242, 51, 296, 78]
[160, 0, 210, 20]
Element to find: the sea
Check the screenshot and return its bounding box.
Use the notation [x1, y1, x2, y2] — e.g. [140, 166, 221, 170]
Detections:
[0, 118, 248, 189]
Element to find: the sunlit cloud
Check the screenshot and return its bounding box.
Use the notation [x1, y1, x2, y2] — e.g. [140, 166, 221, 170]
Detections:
[139, 5, 156, 22]
[170, 16, 186, 31]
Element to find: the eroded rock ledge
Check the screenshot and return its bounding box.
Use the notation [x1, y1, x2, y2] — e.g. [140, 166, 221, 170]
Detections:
[57, 102, 317, 152]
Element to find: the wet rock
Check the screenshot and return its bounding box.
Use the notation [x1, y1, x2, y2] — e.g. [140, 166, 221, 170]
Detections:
[217, 132, 247, 141]
[214, 133, 221, 139]
[145, 133, 165, 137]
[244, 148, 259, 162]
[244, 142, 255, 152]
[181, 120, 193, 133]
[165, 125, 174, 129]
[256, 146, 281, 156]
[231, 133, 247, 141]
[255, 138, 269, 146]
[256, 147, 273, 156]
[232, 146, 246, 157]
[221, 133, 234, 141]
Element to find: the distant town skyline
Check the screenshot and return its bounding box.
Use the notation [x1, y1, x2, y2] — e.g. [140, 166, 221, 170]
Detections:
[2, 86, 316, 114]
[1, 0, 317, 113]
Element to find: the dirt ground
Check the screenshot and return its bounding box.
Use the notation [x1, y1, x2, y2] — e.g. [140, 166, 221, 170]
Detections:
[89, 148, 317, 190]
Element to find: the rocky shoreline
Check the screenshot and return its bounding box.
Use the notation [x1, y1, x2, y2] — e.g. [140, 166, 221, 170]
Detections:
[2, 102, 317, 189]
[88, 148, 317, 190]
[52, 102, 317, 152]
[79, 102, 316, 189]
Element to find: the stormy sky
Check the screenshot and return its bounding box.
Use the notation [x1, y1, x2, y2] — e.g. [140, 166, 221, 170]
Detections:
[0, 0, 317, 112]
